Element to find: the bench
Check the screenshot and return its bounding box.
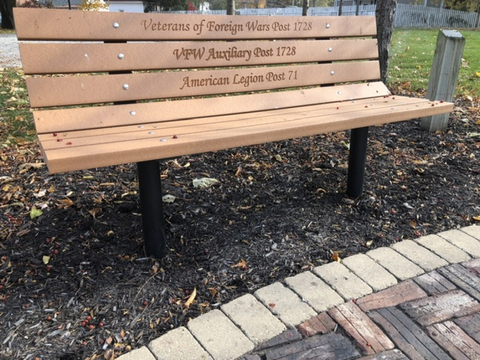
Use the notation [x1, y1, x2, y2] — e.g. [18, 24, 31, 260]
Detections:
[14, 8, 453, 258]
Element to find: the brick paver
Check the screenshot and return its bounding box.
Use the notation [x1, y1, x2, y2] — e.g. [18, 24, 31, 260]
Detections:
[329, 301, 394, 355]
[342, 253, 398, 291]
[264, 332, 360, 360]
[149, 326, 212, 360]
[118, 346, 156, 360]
[358, 349, 408, 359]
[454, 313, 480, 343]
[298, 312, 336, 337]
[427, 321, 480, 359]
[313, 262, 372, 300]
[400, 289, 480, 326]
[284, 271, 344, 312]
[254, 282, 317, 327]
[414, 233, 471, 263]
[461, 225, 480, 240]
[439, 228, 480, 257]
[438, 263, 480, 301]
[369, 307, 451, 359]
[413, 271, 457, 295]
[221, 294, 286, 345]
[391, 239, 448, 271]
[367, 247, 424, 280]
[356, 280, 428, 313]
[187, 309, 254, 360]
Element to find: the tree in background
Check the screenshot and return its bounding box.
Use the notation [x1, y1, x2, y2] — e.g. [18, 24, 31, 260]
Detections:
[376, 0, 397, 83]
[210, 0, 227, 10]
[78, 0, 109, 10]
[143, 0, 187, 11]
[0, 0, 16, 29]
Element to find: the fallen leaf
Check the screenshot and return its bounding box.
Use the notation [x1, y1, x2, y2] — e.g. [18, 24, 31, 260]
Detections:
[331, 252, 341, 262]
[30, 207, 43, 219]
[88, 208, 102, 218]
[231, 259, 248, 269]
[473, 216, 480, 222]
[184, 288, 197, 309]
[57, 198, 74, 209]
[42, 255, 50, 264]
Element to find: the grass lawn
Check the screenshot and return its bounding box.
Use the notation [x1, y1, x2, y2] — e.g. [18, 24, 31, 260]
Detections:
[388, 28, 480, 98]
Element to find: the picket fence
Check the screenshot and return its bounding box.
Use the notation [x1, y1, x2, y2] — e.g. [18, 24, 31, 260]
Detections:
[163, 3, 479, 28]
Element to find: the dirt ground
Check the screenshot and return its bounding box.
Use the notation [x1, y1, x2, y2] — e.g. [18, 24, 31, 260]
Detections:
[1, 95, 479, 359]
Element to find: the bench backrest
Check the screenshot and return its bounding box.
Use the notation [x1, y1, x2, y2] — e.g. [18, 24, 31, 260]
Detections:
[15, 8, 388, 128]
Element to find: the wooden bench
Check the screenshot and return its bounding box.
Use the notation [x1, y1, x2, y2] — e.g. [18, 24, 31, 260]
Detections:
[14, 8, 453, 258]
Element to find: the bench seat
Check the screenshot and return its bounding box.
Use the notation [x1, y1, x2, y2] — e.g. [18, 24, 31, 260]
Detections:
[35, 88, 447, 174]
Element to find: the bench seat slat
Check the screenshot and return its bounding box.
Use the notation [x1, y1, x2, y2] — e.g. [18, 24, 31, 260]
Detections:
[38, 97, 453, 174]
[33, 82, 391, 134]
[20, 39, 379, 75]
[14, 8, 376, 41]
[26, 61, 381, 107]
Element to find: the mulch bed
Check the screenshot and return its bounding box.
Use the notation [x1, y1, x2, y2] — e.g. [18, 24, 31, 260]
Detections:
[1, 97, 479, 360]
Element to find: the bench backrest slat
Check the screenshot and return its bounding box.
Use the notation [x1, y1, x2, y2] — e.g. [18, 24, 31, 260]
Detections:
[14, 8, 376, 41]
[19, 38, 379, 74]
[26, 61, 380, 108]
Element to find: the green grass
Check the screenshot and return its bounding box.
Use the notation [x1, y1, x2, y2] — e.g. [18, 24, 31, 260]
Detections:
[388, 29, 480, 98]
[0, 68, 35, 144]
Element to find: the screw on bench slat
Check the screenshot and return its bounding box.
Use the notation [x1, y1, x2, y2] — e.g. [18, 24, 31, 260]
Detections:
[328, 48, 333, 52]
[118, 53, 125, 60]
[330, 71, 335, 75]
[113, 22, 120, 28]
[123, 84, 129, 90]
[326, 24, 331, 28]
[130, 111, 136, 116]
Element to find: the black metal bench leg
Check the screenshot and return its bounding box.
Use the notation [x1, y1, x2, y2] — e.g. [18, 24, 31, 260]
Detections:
[137, 160, 166, 258]
[347, 127, 369, 198]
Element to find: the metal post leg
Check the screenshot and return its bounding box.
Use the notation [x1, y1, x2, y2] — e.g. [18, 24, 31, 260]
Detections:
[137, 160, 166, 258]
[347, 127, 369, 198]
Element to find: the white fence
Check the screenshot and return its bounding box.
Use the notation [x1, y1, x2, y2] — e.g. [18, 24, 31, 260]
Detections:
[163, 4, 479, 29]
[394, 4, 477, 28]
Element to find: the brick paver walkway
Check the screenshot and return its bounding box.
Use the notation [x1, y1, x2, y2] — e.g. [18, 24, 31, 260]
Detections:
[119, 225, 480, 360]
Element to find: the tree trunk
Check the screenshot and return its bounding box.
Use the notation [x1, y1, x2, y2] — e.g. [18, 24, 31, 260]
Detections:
[227, 0, 235, 15]
[375, 0, 397, 83]
[0, 0, 16, 30]
[302, 0, 309, 16]
[338, 0, 344, 16]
